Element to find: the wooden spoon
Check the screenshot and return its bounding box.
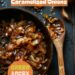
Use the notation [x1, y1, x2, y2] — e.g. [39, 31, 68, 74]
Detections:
[46, 18, 65, 75]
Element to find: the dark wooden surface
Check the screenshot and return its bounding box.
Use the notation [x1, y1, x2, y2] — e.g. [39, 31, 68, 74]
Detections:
[73, 5, 75, 74]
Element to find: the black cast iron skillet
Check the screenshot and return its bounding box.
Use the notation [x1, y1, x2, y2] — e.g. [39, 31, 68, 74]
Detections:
[0, 8, 53, 75]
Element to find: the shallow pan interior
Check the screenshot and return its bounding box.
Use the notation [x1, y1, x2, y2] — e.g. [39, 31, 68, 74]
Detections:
[0, 8, 53, 75]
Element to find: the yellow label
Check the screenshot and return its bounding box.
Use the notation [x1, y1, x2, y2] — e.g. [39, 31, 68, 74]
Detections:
[8, 59, 33, 75]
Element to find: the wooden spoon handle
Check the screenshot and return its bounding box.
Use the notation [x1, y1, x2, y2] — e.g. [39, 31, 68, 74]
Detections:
[57, 48, 65, 75]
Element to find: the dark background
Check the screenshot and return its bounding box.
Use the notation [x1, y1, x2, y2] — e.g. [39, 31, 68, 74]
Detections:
[0, 0, 74, 75]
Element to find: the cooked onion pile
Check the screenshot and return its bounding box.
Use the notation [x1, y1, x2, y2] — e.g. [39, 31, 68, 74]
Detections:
[43, 14, 64, 39]
[0, 20, 48, 75]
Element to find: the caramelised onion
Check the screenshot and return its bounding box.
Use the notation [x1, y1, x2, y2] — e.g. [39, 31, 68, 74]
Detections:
[0, 20, 47, 75]
[44, 14, 64, 39]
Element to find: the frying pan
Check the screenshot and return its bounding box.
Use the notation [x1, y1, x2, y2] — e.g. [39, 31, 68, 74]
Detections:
[0, 8, 53, 75]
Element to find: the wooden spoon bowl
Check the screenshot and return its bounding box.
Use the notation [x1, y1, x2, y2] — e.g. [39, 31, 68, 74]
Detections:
[46, 17, 66, 75]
